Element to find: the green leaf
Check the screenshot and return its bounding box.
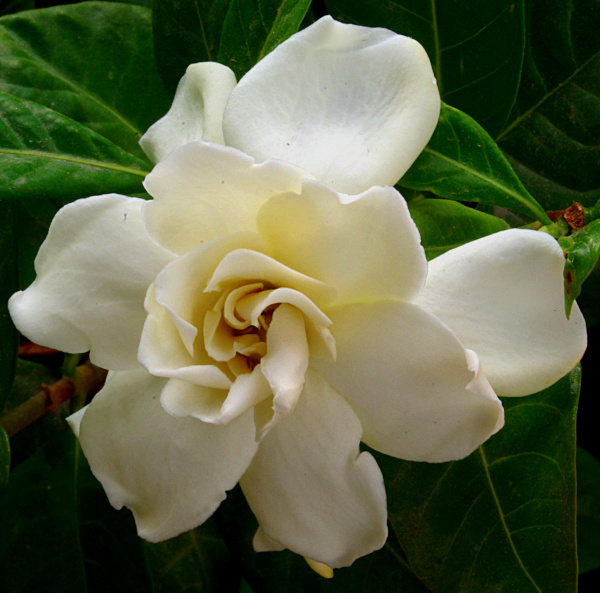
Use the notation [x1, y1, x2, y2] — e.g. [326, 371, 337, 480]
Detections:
[0, 430, 152, 593]
[558, 219, 600, 317]
[0, 93, 150, 201]
[143, 519, 241, 592]
[0, 426, 9, 488]
[576, 447, 600, 574]
[153, 0, 311, 94]
[408, 198, 510, 260]
[400, 103, 551, 224]
[0, 1, 171, 159]
[497, 0, 600, 210]
[378, 367, 580, 593]
[216, 485, 431, 592]
[325, 0, 525, 138]
[0, 200, 18, 411]
[153, 0, 231, 95]
[217, 0, 312, 80]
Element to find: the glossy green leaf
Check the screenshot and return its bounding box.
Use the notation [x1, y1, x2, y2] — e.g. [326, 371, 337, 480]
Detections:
[0, 2, 170, 159]
[0, 200, 17, 411]
[325, 0, 525, 137]
[558, 219, 600, 317]
[143, 519, 241, 592]
[408, 198, 510, 260]
[0, 93, 149, 201]
[378, 367, 580, 593]
[216, 485, 431, 592]
[497, 0, 600, 210]
[576, 447, 600, 574]
[218, 0, 312, 80]
[400, 104, 551, 224]
[0, 427, 8, 488]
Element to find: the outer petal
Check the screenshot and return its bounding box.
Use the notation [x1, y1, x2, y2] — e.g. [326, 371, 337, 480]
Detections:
[240, 370, 388, 568]
[143, 141, 308, 255]
[8, 195, 174, 370]
[223, 16, 440, 194]
[140, 63, 237, 163]
[71, 370, 258, 542]
[257, 180, 427, 304]
[313, 301, 504, 462]
[414, 229, 587, 396]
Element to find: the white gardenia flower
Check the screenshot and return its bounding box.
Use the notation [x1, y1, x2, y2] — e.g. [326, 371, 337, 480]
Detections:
[8, 17, 586, 570]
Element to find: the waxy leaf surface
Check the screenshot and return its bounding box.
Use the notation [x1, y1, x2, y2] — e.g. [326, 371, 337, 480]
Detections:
[400, 104, 550, 223]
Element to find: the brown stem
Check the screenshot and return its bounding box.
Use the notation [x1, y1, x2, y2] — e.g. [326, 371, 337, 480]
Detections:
[0, 362, 107, 438]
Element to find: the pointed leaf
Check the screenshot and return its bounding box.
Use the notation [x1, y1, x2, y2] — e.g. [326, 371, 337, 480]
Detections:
[325, 0, 525, 138]
[378, 367, 580, 593]
[497, 0, 600, 210]
[400, 104, 551, 223]
[0, 2, 170, 159]
[0, 93, 149, 201]
[408, 198, 510, 260]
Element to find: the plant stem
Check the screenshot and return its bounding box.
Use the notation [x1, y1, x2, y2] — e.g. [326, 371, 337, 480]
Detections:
[0, 362, 107, 437]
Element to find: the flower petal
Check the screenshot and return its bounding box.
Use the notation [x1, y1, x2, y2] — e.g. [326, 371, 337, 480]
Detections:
[223, 16, 440, 194]
[414, 229, 588, 396]
[206, 249, 336, 306]
[259, 304, 309, 432]
[71, 369, 258, 542]
[143, 141, 308, 255]
[160, 365, 271, 425]
[313, 301, 504, 462]
[140, 63, 237, 163]
[8, 195, 173, 370]
[240, 370, 387, 568]
[257, 180, 427, 304]
[139, 233, 267, 383]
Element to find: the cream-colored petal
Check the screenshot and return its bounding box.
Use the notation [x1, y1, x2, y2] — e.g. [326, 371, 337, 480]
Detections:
[259, 305, 310, 433]
[241, 370, 387, 568]
[73, 370, 257, 542]
[223, 16, 440, 193]
[138, 233, 267, 383]
[257, 180, 427, 304]
[140, 63, 237, 163]
[415, 229, 587, 396]
[205, 249, 336, 306]
[313, 301, 504, 462]
[9, 195, 173, 370]
[143, 141, 308, 254]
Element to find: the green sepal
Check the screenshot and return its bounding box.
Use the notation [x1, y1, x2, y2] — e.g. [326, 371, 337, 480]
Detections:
[559, 219, 600, 317]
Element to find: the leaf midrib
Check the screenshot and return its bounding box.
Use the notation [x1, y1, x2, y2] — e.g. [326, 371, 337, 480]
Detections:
[0, 147, 149, 177]
[478, 446, 543, 592]
[423, 145, 549, 222]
